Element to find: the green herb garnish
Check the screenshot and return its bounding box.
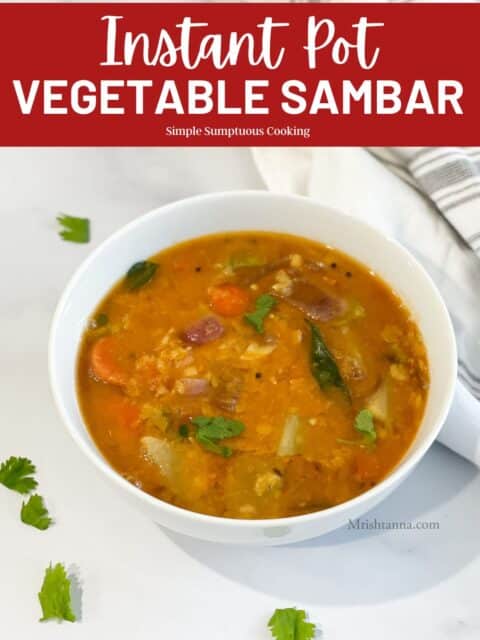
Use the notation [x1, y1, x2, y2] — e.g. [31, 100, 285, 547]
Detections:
[307, 320, 349, 397]
[192, 416, 245, 457]
[178, 424, 189, 438]
[0, 456, 37, 494]
[337, 409, 377, 447]
[21, 494, 53, 530]
[354, 408, 376, 444]
[125, 261, 158, 290]
[38, 563, 76, 623]
[57, 215, 90, 244]
[244, 294, 277, 334]
[268, 607, 316, 640]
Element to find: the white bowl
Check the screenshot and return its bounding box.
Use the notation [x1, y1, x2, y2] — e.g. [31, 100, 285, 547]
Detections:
[49, 191, 457, 545]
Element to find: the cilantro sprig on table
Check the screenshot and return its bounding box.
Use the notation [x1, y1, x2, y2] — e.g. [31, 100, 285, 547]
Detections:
[0, 456, 38, 494]
[2, 453, 319, 630]
[38, 563, 76, 623]
[57, 214, 90, 244]
[21, 495, 53, 531]
[268, 607, 317, 640]
[0, 456, 52, 530]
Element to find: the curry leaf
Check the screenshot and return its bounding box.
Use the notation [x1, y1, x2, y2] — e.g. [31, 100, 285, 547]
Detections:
[57, 215, 90, 244]
[38, 563, 76, 622]
[307, 320, 349, 398]
[0, 456, 37, 494]
[125, 261, 158, 290]
[354, 409, 376, 443]
[192, 416, 245, 457]
[268, 607, 316, 640]
[21, 495, 53, 531]
[244, 294, 277, 334]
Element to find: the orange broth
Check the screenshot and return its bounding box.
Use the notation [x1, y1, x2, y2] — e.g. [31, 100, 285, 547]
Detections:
[77, 232, 429, 519]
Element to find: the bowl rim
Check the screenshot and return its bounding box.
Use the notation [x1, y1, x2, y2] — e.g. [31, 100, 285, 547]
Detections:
[48, 189, 458, 530]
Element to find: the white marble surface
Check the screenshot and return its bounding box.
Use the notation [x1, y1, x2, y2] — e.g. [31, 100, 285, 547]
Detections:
[0, 147, 479, 639]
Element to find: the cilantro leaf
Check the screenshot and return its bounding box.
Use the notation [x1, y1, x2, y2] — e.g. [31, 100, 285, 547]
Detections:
[354, 409, 376, 443]
[268, 607, 316, 640]
[244, 294, 277, 333]
[192, 416, 245, 457]
[197, 434, 232, 457]
[0, 456, 37, 494]
[38, 563, 76, 623]
[57, 214, 90, 244]
[125, 261, 158, 290]
[21, 494, 53, 530]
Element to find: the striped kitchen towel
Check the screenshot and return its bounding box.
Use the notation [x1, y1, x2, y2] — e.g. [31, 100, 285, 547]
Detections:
[368, 147, 480, 399]
[252, 146, 480, 465]
[369, 148, 480, 253]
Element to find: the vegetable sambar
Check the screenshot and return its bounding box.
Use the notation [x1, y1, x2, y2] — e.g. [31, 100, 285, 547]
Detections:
[77, 232, 429, 519]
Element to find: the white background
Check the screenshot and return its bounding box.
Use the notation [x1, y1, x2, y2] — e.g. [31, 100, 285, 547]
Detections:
[1, 147, 479, 639]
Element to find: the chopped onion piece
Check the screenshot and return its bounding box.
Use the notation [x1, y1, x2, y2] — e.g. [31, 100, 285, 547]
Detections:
[277, 415, 301, 456]
[176, 377, 209, 395]
[240, 342, 276, 360]
[182, 316, 224, 345]
[366, 381, 388, 422]
[141, 437, 173, 478]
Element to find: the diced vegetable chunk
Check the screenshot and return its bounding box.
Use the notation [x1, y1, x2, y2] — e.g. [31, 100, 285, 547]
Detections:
[277, 415, 301, 456]
[175, 378, 209, 396]
[208, 284, 250, 317]
[366, 381, 389, 422]
[254, 470, 283, 496]
[89, 336, 128, 386]
[282, 280, 347, 322]
[141, 437, 174, 478]
[182, 316, 224, 345]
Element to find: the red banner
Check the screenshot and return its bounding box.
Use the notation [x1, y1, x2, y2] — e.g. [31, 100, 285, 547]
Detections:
[0, 3, 477, 145]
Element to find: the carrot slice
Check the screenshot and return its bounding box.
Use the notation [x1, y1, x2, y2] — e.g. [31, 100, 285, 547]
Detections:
[208, 284, 250, 317]
[90, 335, 127, 386]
